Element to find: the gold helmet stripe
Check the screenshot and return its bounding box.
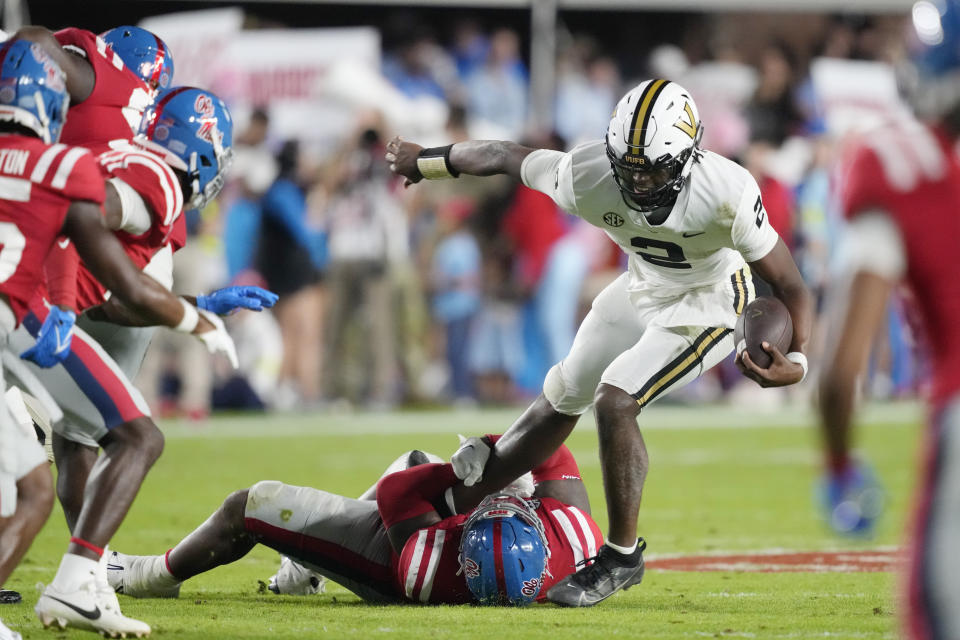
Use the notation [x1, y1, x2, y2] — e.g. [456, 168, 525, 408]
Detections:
[628, 78, 670, 154]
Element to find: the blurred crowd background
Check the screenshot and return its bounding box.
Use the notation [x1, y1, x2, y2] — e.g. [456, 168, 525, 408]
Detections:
[22, 1, 922, 416]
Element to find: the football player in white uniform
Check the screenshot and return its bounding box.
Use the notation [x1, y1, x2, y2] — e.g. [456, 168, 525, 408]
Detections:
[387, 79, 813, 606]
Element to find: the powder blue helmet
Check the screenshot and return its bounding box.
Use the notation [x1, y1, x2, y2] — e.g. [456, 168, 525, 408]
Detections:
[0, 40, 69, 143]
[101, 25, 174, 90]
[459, 493, 550, 606]
[135, 86, 233, 211]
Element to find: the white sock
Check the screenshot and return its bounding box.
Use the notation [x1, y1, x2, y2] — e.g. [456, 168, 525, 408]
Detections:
[95, 546, 111, 585]
[50, 553, 98, 592]
[606, 539, 638, 556]
[149, 554, 182, 589]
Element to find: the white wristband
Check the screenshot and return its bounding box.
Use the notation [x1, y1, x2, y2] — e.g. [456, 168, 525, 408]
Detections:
[786, 351, 808, 383]
[174, 298, 199, 333]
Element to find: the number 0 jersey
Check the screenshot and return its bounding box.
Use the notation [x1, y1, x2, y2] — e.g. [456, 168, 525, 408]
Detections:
[521, 141, 779, 298]
[55, 28, 154, 149]
[0, 135, 104, 322]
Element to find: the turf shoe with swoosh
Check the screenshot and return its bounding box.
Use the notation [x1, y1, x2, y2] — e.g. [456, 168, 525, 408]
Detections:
[545, 538, 646, 607]
[35, 578, 151, 638]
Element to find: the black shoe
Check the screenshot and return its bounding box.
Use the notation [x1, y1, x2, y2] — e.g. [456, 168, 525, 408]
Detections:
[0, 589, 21, 604]
[546, 538, 646, 607]
[406, 450, 431, 468]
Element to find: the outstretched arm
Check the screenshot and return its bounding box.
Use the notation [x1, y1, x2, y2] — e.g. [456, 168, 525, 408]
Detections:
[61, 200, 239, 375]
[13, 27, 95, 103]
[386, 137, 537, 186]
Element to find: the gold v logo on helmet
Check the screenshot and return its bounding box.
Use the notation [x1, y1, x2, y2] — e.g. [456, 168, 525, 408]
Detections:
[673, 102, 697, 140]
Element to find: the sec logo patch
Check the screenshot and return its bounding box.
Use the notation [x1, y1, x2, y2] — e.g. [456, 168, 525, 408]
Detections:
[603, 212, 624, 227]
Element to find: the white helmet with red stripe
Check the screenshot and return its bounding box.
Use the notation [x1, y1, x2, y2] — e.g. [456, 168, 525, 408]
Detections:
[605, 79, 703, 212]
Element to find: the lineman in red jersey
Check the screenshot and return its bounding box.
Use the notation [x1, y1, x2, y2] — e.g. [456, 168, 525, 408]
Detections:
[14, 25, 162, 148]
[16, 88, 250, 637]
[818, 7, 960, 637]
[0, 40, 227, 640]
[104, 438, 605, 607]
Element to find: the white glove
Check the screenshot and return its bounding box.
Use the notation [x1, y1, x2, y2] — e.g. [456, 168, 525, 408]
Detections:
[195, 309, 239, 369]
[451, 434, 490, 487]
[504, 472, 535, 498]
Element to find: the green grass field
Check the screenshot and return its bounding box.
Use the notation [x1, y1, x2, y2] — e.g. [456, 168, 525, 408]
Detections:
[2, 401, 923, 639]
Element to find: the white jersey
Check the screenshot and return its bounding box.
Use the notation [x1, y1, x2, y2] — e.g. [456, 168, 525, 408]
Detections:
[521, 140, 779, 298]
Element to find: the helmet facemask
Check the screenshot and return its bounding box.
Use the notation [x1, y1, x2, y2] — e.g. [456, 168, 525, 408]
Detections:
[605, 79, 704, 213]
[605, 124, 702, 213]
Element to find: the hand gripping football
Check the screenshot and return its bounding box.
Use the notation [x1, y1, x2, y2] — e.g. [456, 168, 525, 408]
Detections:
[734, 296, 793, 369]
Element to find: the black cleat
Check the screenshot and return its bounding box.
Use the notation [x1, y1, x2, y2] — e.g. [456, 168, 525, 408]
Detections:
[0, 590, 21, 604]
[546, 538, 646, 607]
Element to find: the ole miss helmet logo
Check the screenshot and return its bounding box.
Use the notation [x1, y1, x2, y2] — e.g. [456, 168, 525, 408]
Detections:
[463, 558, 480, 579]
[193, 93, 223, 148]
[520, 574, 543, 597]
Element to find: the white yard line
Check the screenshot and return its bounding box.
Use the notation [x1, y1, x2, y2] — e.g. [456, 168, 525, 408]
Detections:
[157, 401, 922, 440]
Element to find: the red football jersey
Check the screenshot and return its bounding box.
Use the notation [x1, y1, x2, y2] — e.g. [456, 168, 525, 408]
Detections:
[0, 135, 104, 322]
[70, 143, 184, 310]
[55, 28, 154, 149]
[396, 496, 603, 604]
[840, 118, 960, 408]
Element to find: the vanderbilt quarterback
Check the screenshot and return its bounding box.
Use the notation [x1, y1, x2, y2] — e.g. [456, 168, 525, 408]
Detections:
[387, 79, 813, 606]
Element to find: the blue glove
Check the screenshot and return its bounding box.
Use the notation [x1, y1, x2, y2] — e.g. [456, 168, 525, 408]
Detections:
[196, 286, 279, 315]
[819, 460, 885, 536]
[21, 307, 76, 368]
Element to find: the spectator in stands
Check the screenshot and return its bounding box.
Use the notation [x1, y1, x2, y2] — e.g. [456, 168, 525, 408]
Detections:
[465, 28, 528, 138]
[429, 197, 482, 403]
[555, 51, 621, 147]
[223, 108, 277, 282]
[745, 42, 803, 145]
[383, 27, 458, 101]
[256, 140, 327, 409]
[321, 124, 403, 408]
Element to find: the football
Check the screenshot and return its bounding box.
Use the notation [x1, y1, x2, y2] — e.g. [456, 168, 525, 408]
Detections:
[734, 296, 793, 369]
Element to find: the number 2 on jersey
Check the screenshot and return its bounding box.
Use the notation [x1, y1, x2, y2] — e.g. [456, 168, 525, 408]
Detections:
[630, 237, 692, 269]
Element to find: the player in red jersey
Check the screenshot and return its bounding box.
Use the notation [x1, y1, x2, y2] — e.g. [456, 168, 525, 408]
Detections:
[818, 4, 960, 639]
[13, 25, 172, 148]
[0, 40, 229, 639]
[104, 436, 606, 607]
[17, 88, 251, 638]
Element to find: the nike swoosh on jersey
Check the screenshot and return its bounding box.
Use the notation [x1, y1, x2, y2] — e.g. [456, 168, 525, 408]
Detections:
[682, 231, 706, 237]
[46, 595, 102, 620]
[58, 238, 71, 249]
